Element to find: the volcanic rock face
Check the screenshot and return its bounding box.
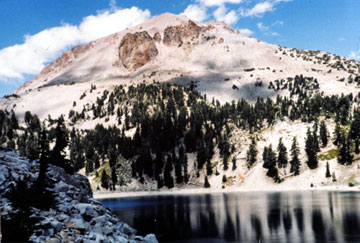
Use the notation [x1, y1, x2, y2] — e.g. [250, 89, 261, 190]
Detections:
[38, 42, 94, 77]
[119, 31, 159, 70]
[163, 20, 202, 46]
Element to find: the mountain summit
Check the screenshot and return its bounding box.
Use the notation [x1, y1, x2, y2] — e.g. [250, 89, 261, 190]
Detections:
[1, 13, 359, 118]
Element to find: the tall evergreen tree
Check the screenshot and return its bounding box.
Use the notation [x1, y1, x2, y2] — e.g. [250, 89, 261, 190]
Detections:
[179, 146, 189, 183]
[263, 145, 281, 182]
[50, 117, 72, 173]
[232, 156, 237, 170]
[164, 155, 174, 188]
[319, 120, 328, 147]
[206, 160, 213, 176]
[333, 122, 341, 146]
[247, 137, 258, 168]
[313, 130, 320, 153]
[337, 130, 353, 165]
[36, 127, 50, 186]
[290, 137, 300, 175]
[154, 150, 164, 188]
[277, 138, 288, 168]
[101, 170, 109, 189]
[325, 162, 331, 178]
[111, 166, 118, 190]
[174, 151, 184, 184]
[204, 176, 211, 188]
[350, 108, 360, 154]
[305, 127, 318, 169]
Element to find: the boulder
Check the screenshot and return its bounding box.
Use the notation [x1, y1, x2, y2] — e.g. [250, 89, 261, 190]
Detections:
[144, 234, 158, 243]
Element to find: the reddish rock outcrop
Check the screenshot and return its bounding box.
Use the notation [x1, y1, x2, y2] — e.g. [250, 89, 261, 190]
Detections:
[163, 20, 202, 46]
[153, 32, 161, 42]
[37, 42, 93, 77]
[119, 31, 159, 70]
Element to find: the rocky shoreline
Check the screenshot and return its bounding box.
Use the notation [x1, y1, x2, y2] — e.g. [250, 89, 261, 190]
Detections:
[0, 147, 157, 242]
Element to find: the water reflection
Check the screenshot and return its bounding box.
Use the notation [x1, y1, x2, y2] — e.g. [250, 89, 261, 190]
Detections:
[101, 191, 360, 242]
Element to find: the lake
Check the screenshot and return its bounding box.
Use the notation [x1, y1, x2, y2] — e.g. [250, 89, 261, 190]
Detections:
[100, 191, 360, 242]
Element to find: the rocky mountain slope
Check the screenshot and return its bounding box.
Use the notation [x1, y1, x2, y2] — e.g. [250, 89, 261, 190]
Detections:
[1, 13, 359, 119]
[0, 146, 157, 242]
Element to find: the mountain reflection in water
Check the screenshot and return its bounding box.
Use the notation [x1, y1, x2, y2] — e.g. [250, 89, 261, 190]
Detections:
[100, 191, 360, 242]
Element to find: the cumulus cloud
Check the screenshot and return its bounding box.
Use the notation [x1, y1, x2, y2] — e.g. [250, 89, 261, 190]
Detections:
[213, 5, 239, 25]
[197, 0, 243, 7]
[349, 51, 360, 61]
[0, 6, 151, 83]
[181, 4, 208, 22]
[257, 22, 278, 36]
[240, 0, 290, 17]
[241, 1, 274, 17]
[239, 28, 253, 36]
[272, 20, 284, 27]
[182, 0, 290, 27]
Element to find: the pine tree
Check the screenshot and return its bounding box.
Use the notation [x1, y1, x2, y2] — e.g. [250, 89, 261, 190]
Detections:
[25, 132, 39, 161]
[164, 156, 174, 189]
[263, 145, 281, 182]
[313, 130, 320, 153]
[154, 150, 164, 188]
[290, 137, 301, 175]
[305, 127, 318, 169]
[101, 170, 109, 189]
[277, 138, 288, 168]
[223, 154, 229, 170]
[204, 176, 211, 188]
[337, 130, 353, 165]
[206, 160, 212, 176]
[319, 120, 328, 147]
[36, 127, 50, 187]
[247, 137, 257, 168]
[111, 166, 118, 190]
[325, 162, 331, 178]
[332, 172, 337, 182]
[175, 153, 184, 184]
[350, 108, 360, 154]
[232, 156, 237, 170]
[178, 146, 188, 183]
[333, 122, 341, 146]
[50, 117, 72, 173]
[10, 110, 18, 130]
[262, 146, 269, 168]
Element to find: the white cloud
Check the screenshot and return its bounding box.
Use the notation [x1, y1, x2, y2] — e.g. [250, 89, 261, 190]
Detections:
[213, 5, 238, 25]
[197, 0, 243, 7]
[338, 37, 346, 41]
[109, 0, 117, 11]
[0, 6, 151, 83]
[241, 1, 274, 17]
[181, 4, 208, 22]
[272, 20, 284, 27]
[349, 51, 360, 61]
[239, 28, 253, 36]
[257, 22, 268, 32]
[257, 22, 278, 36]
[240, 0, 290, 18]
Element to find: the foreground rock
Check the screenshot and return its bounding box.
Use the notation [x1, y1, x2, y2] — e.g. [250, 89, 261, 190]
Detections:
[0, 147, 157, 242]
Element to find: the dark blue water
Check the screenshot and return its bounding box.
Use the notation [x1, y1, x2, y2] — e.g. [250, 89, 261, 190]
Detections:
[100, 191, 360, 242]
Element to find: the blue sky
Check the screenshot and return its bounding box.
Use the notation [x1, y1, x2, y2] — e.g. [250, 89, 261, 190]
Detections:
[0, 0, 359, 97]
